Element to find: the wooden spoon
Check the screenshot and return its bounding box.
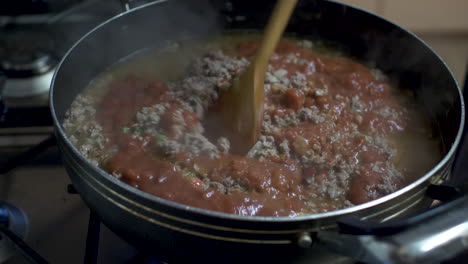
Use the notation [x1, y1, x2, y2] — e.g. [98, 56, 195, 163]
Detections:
[218, 0, 298, 154]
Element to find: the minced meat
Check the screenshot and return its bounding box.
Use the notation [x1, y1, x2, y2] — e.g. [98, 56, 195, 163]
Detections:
[63, 37, 436, 217]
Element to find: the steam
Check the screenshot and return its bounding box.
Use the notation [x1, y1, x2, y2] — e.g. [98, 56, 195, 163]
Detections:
[49, 0, 122, 58]
[54, 0, 222, 119]
[361, 27, 460, 153]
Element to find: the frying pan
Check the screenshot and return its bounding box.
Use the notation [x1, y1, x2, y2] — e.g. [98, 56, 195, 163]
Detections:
[50, 0, 465, 263]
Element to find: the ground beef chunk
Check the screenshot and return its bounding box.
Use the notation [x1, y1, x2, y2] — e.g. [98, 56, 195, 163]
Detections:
[63, 94, 108, 165]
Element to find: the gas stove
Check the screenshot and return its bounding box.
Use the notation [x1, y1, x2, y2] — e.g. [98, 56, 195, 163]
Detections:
[0, 1, 468, 263]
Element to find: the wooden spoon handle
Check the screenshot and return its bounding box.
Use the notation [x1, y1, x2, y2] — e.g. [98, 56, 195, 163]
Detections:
[253, 0, 298, 71]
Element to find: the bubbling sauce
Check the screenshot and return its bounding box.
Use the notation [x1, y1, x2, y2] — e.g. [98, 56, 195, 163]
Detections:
[63, 36, 440, 216]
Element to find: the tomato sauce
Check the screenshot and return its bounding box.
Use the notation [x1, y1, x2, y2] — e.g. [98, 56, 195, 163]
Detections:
[65, 38, 439, 216]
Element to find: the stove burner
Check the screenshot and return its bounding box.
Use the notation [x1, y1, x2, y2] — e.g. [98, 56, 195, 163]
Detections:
[0, 26, 57, 99]
[1, 52, 55, 78]
[0, 26, 57, 78]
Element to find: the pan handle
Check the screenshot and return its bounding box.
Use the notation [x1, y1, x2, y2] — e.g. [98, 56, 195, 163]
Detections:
[315, 194, 468, 264]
